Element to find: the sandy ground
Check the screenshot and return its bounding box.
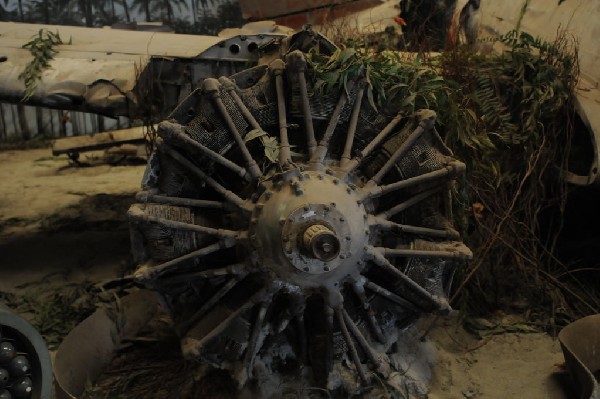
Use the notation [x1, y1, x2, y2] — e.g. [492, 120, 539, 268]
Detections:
[0, 148, 577, 398]
[0, 148, 146, 291]
[425, 315, 572, 399]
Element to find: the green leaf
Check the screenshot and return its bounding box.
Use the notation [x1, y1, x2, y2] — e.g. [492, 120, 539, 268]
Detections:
[466, 109, 477, 122]
[262, 136, 279, 163]
[338, 48, 356, 64]
[366, 86, 377, 111]
[401, 93, 416, 108]
[244, 128, 267, 142]
[19, 29, 64, 102]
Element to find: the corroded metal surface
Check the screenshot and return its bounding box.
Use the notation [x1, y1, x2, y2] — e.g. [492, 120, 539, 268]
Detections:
[239, 0, 380, 28]
[128, 32, 471, 396]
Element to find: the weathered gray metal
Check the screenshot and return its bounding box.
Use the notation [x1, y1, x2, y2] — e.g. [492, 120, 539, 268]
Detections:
[128, 33, 471, 395]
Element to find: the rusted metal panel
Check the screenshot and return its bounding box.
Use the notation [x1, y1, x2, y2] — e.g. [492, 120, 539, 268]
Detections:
[240, 0, 380, 28]
[240, 0, 345, 20]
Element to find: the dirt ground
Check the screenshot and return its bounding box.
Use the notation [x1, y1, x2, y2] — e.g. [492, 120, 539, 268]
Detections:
[0, 148, 145, 291]
[424, 315, 572, 399]
[0, 148, 577, 398]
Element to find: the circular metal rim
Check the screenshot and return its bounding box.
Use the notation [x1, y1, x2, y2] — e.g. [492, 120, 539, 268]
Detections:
[0, 305, 52, 399]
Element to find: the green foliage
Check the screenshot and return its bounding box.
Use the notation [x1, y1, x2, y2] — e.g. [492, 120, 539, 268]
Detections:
[310, 29, 592, 324]
[440, 31, 590, 323]
[439, 30, 577, 185]
[307, 47, 445, 116]
[244, 128, 279, 164]
[18, 29, 67, 101]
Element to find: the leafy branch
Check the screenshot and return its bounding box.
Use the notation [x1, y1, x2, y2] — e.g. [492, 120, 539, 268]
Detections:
[307, 29, 590, 325]
[244, 128, 278, 164]
[18, 29, 69, 101]
[306, 47, 445, 116]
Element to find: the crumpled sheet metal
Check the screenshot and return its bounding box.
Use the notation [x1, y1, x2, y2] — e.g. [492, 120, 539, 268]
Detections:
[559, 314, 600, 399]
[0, 47, 137, 115]
[0, 22, 219, 115]
[0, 22, 290, 117]
[53, 290, 160, 399]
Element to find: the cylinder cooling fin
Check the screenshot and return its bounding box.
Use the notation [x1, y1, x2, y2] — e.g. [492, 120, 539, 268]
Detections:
[128, 37, 472, 395]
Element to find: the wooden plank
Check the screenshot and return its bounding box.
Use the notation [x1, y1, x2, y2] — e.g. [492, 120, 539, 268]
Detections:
[51, 125, 149, 156]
